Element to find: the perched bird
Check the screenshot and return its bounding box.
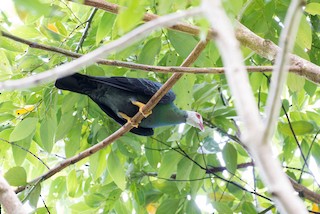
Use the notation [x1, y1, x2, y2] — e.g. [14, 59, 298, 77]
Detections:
[55, 73, 204, 136]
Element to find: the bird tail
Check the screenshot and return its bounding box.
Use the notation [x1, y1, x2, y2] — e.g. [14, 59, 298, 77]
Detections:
[55, 73, 91, 95]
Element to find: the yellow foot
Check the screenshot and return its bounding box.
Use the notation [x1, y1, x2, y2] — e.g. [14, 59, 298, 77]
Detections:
[131, 101, 152, 118]
[119, 112, 139, 128]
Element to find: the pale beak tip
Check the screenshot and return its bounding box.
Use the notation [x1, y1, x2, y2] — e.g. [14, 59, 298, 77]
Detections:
[200, 123, 205, 132]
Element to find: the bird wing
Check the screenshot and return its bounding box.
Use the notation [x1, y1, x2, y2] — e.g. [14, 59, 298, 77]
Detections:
[86, 76, 176, 104]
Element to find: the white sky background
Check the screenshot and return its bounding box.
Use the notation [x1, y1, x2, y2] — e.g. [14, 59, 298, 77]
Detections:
[0, 0, 20, 24]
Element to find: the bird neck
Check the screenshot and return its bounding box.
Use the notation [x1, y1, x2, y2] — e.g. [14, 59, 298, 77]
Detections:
[154, 103, 187, 125]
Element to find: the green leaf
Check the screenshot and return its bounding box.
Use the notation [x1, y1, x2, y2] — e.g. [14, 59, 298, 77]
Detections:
[27, 183, 41, 208]
[67, 169, 77, 197]
[296, 15, 312, 49]
[12, 135, 33, 165]
[312, 143, 320, 166]
[222, 143, 237, 174]
[199, 137, 220, 154]
[10, 117, 38, 142]
[278, 121, 314, 136]
[305, 3, 320, 15]
[11, 26, 41, 39]
[190, 155, 206, 196]
[40, 117, 56, 153]
[152, 180, 179, 195]
[0, 37, 27, 52]
[85, 193, 106, 208]
[96, 12, 117, 45]
[185, 199, 201, 214]
[212, 202, 233, 214]
[287, 73, 305, 93]
[0, 50, 12, 74]
[4, 166, 27, 186]
[116, 0, 144, 33]
[250, 73, 264, 92]
[107, 151, 126, 190]
[138, 37, 162, 65]
[283, 137, 296, 164]
[242, 202, 257, 214]
[173, 74, 196, 109]
[65, 122, 81, 158]
[13, 0, 52, 17]
[145, 138, 161, 169]
[114, 200, 129, 214]
[156, 199, 180, 214]
[158, 150, 182, 178]
[176, 157, 194, 191]
[56, 111, 76, 141]
[168, 30, 198, 58]
[89, 148, 109, 180]
[304, 80, 317, 97]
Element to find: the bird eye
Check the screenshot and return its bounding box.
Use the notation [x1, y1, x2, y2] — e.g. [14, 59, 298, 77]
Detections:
[196, 113, 201, 119]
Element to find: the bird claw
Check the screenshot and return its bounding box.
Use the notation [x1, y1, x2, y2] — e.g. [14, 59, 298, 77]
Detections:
[118, 112, 139, 128]
[131, 101, 152, 118]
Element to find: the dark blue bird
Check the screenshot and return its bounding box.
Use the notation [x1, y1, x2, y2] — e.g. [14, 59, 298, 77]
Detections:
[55, 73, 204, 136]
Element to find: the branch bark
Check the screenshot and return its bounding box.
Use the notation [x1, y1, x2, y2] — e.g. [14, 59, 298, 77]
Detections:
[0, 174, 25, 214]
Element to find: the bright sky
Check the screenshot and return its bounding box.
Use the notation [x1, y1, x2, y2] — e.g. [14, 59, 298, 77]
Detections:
[0, 0, 21, 24]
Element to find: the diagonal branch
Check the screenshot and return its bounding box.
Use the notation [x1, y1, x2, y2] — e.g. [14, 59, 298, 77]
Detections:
[15, 38, 209, 194]
[263, 0, 305, 144]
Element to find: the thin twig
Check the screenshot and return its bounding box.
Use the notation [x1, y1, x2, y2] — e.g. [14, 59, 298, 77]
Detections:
[75, 8, 98, 53]
[0, 138, 50, 170]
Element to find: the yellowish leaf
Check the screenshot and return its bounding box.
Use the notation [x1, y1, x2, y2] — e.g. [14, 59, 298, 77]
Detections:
[15, 105, 35, 116]
[47, 23, 59, 33]
[146, 203, 158, 214]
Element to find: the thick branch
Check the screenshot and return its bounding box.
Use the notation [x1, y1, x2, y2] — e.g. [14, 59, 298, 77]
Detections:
[290, 177, 320, 204]
[76, 0, 320, 83]
[0, 174, 24, 214]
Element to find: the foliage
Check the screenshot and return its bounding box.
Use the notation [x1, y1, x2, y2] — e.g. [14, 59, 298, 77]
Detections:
[0, 0, 319, 213]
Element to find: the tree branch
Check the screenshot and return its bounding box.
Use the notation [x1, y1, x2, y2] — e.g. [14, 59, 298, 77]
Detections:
[264, 0, 304, 144]
[0, 7, 202, 90]
[0, 173, 24, 214]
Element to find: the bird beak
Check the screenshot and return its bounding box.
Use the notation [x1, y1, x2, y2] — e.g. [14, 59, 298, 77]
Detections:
[199, 122, 205, 132]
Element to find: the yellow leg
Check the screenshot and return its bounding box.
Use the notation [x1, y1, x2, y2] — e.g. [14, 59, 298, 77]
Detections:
[118, 112, 139, 128]
[131, 101, 152, 117]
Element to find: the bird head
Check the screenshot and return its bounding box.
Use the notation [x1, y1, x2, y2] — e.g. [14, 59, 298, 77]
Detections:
[186, 111, 204, 132]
